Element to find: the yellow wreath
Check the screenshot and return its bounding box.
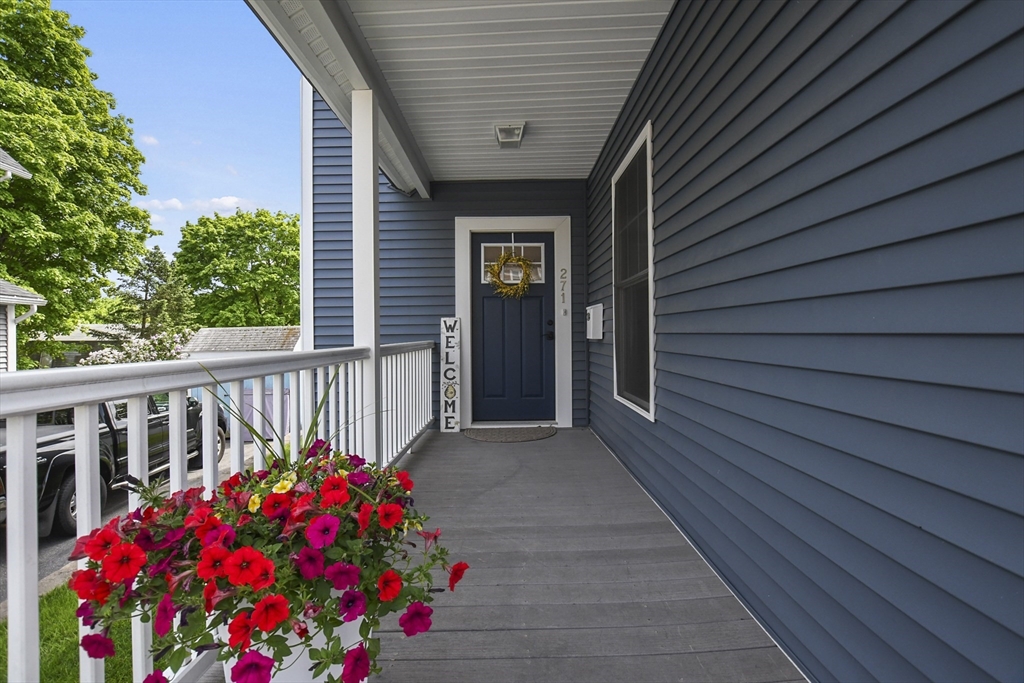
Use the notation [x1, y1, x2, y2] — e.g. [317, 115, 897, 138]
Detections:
[486, 251, 533, 299]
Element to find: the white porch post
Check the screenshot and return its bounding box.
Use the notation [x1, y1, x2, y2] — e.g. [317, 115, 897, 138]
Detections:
[351, 89, 381, 466]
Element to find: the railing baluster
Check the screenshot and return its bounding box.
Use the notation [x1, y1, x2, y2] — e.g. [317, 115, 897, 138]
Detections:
[253, 376, 267, 471]
[273, 373, 285, 463]
[229, 380, 245, 475]
[202, 385, 219, 496]
[169, 390, 188, 493]
[290, 371, 302, 461]
[73, 404, 104, 683]
[6, 414, 39, 683]
[127, 396, 154, 679]
[330, 365, 340, 453]
[316, 366, 327, 441]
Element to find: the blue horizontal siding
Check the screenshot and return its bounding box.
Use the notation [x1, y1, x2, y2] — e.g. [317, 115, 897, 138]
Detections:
[587, 1, 1024, 681]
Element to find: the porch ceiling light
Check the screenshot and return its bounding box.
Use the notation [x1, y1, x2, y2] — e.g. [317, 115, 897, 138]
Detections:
[495, 122, 526, 149]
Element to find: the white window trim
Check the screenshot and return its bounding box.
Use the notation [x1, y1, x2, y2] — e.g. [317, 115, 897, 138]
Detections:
[455, 216, 573, 428]
[611, 121, 656, 422]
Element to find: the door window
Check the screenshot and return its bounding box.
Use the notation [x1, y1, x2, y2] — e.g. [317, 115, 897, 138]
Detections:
[481, 243, 544, 284]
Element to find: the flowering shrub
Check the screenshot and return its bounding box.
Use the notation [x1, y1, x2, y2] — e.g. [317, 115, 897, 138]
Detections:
[77, 330, 191, 365]
[69, 439, 468, 683]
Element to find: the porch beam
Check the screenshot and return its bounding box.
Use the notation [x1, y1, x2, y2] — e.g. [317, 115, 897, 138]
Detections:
[351, 89, 382, 466]
[246, 0, 432, 198]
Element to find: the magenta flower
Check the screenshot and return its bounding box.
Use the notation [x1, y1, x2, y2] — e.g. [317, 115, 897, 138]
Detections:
[147, 549, 179, 578]
[76, 601, 98, 627]
[305, 514, 340, 549]
[342, 642, 370, 683]
[347, 471, 372, 487]
[305, 438, 329, 460]
[398, 601, 433, 637]
[202, 524, 236, 548]
[155, 593, 178, 637]
[143, 671, 169, 683]
[324, 562, 361, 590]
[347, 454, 366, 468]
[338, 590, 367, 622]
[231, 650, 275, 683]
[81, 633, 115, 659]
[293, 547, 325, 580]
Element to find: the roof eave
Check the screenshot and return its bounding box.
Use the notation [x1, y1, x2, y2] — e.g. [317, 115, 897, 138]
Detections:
[246, 0, 433, 199]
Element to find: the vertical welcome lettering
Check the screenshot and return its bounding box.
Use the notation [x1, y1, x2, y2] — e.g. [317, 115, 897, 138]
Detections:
[440, 318, 460, 432]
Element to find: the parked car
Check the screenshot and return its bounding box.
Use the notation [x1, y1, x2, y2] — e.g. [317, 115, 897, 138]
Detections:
[0, 394, 227, 536]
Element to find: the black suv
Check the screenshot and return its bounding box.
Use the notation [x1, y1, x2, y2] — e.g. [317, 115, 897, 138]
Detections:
[0, 394, 227, 536]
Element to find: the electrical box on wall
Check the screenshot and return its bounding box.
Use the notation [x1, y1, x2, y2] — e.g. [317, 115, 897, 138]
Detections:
[586, 304, 603, 340]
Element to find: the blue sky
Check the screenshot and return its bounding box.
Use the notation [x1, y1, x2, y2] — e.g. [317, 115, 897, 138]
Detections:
[52, 0, 302, 256]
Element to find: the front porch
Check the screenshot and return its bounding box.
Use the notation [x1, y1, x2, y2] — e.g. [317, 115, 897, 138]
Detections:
[206, 428, 802, 682]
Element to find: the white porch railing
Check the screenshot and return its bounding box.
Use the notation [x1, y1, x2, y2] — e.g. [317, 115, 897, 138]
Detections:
[0, 341, 433, 683]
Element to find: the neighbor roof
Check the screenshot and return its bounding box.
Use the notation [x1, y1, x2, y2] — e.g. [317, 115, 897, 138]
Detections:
[184, 326, 301, 353]
[0, 146, 32, 179]
[0, 279, 47, 305]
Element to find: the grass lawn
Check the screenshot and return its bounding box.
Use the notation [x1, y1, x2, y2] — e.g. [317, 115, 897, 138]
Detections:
[0, 586, 133, 683]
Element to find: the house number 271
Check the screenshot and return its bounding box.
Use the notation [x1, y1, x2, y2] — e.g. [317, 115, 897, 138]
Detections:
[560, 268, 568, 304]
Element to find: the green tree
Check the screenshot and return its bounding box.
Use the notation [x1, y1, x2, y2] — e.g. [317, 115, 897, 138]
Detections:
[105, 246, 195, 338]
[174, 209, 299, 327]
[0, 0, 152, 366]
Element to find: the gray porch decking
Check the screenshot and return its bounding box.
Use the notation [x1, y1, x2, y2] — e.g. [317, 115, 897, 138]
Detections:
[204, 428, 804, 682]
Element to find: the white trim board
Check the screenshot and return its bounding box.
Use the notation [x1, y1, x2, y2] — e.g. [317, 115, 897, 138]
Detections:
[455, 216, 573, 429]
[300, 78, 315, 351]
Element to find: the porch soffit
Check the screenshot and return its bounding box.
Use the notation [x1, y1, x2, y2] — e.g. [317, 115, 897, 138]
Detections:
[249, 0, 673, 188]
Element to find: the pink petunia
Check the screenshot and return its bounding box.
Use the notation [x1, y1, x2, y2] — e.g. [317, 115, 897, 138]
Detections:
[293, 547, 325, 580]
[324, 562, 361, 590]
[338, 590, 367, 623]
[155, 593, 178, 637]
[342, 642, 370, 683]
[231, 650, 275, 683]
[398, 601, 433, 637]
[81, 633, 115, 659]
[305, 514, 340, 549]
[143, 671, 169, 683]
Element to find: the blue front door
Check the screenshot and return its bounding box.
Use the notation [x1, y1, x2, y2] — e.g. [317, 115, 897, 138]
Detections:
[472, 232, 556, 422]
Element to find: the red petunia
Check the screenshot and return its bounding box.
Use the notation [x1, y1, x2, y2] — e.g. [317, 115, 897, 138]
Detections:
[228, 611, 253, 651]
[193, 513, 222, 542]
[224, 547, 271, 587]
[69, 569, 111, 605]
[197, 545, 231, 580]
[183, 505, 214, 529]
[101, 542, 147, 583]
[251, 593, 290, 632]
[448, 561, 470, 592]
[377, 569, 402, 602]
[377, 503, 404, 530]
[356, 503, 373, 538]
[261, 492, 292, 521]
[395, 470, 414, 492]
[84, 528, 120, 561]
[250, 558, 276, 592]
[319, 474, 351, 507]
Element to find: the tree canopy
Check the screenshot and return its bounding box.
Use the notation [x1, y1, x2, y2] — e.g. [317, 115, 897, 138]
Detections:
[175, 209, 299, 327]
[103, 245, 196, 339]
[0, 0, 152, 366]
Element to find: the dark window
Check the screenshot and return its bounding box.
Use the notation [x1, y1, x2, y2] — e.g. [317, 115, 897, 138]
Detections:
[614, 142, 651, 413]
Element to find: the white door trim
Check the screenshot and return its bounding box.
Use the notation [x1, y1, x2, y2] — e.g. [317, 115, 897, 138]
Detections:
[455, 216, 573, 428]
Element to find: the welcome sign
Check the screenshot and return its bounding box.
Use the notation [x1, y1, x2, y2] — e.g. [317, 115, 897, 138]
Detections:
[440, 318, 461, 432]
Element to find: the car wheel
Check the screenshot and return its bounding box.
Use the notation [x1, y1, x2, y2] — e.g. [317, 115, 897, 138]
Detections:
[188, 426, 227, 470]
[55, 472, 108, 537]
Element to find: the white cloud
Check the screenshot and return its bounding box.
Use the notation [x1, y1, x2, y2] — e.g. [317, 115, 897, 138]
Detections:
[135, 196, 255, 213]
[137, 198, 184, 211]
[226, 165, 238, 176]
[140, 135, 159, 146]
[194, 196, 255, 212]
[150, 214, 166, 224]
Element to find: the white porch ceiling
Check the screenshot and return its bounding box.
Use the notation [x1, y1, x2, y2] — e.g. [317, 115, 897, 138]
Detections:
[249, 0, 673, 191]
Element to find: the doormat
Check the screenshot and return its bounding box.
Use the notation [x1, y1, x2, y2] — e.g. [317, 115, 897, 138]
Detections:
[463, 426, 557, 443]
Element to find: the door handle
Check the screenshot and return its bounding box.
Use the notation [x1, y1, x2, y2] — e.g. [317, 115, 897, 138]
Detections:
[544, 331, 555, 340]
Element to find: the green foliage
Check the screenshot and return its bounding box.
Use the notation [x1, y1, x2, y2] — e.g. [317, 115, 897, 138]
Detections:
[174, 208, 299, 327]
[0, 586, 133, 683]
[104, 246, 196, 338]
[0, 0, 153, 367]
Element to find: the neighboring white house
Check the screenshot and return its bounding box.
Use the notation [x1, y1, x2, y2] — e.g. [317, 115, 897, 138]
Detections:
[0, 145, 31, 185]
[0, 279, 47, 372]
